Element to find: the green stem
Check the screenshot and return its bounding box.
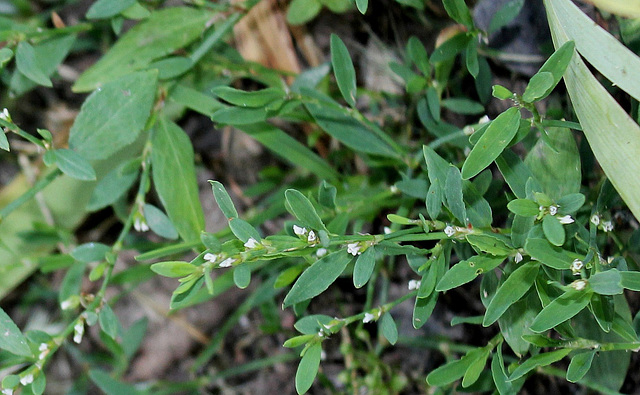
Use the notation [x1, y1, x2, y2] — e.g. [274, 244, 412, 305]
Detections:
[0, 168, 61, 222]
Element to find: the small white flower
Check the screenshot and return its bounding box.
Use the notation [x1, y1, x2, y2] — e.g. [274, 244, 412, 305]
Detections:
[571, 279, 588, 291]
[307, 231, 317, 243]
[0, 108, 10, 121]
[316, 248, 328, 258]
[602, 221, 614, 232]
[73, 322, 84, 344]
[38, 343, 48, 352]
[408, 280, 421, 290]
[219, 257, 236, 268]
[363, 312, 375, 323]
[383, 226, 392, 234]
[60, 299, 73, 310]
[549, 205, 558, 216]
[478, 115, 490, 124]
[390, 185, 399, 194]
[591, 214, 600, 226]
[514, 252, 523, 263]
[134, 217, 149, 232]
[571, 259, 583, 275]
[347, 242, 362, 256]
[244, 238, 259, 249]
[317, 330, 324, 337]
[558, 215, 574, 224]
[444, 226, 455, 237]
[607, 256, 615, 264]
[293, 225, 307, 236]
[20, 374, 33, 386]
[2, 388, 14, 395]
[204, 253, 218, 263]
[320, 350, 327, 361]
[37, 342, 49, 360]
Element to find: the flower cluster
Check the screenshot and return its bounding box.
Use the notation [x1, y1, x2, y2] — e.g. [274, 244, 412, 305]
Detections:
[363, 309, 382, 323]
[542, 204, 574, 224]
[591, 214, 614, 232]
[293, 225, 318, 245]
[204, 253, 237, 268]
[571, 259, 584, 276]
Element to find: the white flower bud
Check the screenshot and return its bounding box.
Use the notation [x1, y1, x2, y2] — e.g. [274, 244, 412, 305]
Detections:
[363, 312, 375, 323]
[244, 238, 259, 249]
[204, 253, 218, 263]
[347, 242, 362, 256]
[444, 226, 455, 237]
[293, 225, 307, 236]
[590, 214, 600, 226]
[408, 280, 421, 290]
[20, 374, 33, 386]
[2, 388, 14, 395]
[219, 257, 236, 268]
[73, 322, 84, 344]
[514, 252, 523, 263]
[571, 279, 588, 291]
[571, 259, 583, 275]
[307, 231, 317, 243]
[602, 221, 614, 232]
[316, 248, 328, 258]
[549, 205, 558, 215]
[558, 215, 574, 224]
[0, 108, 10, 121]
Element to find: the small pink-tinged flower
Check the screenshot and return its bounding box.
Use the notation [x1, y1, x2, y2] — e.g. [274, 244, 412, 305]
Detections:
[307, 231, 317, 243]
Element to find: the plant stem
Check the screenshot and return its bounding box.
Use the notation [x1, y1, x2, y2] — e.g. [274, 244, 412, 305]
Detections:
[0, 168, 61, 222]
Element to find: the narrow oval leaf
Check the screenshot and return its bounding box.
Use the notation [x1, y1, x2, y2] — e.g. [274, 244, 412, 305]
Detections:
[330, 34, 357, 107]
[99, 304, 120, 340]
[50, 149, 96, 180]
[530, 288, 593, 332]
[71, 242, 111, 263]
[69, 70, 157, 160]
[427, 348, 484, 386]
[87, 0, 136, 19]
[556, 193, 585, 214]
[212, 86, 285, 108]
[296, 342, 322, 394]
[436, 256, 504, 292]
[229, 218, 261, 243]
[507, 199, 539, 217]
[522, 71, 554, 103]
[489, 0, 525, 33]
[508, 349, 572, 381]
[287, 0, 322, 25]
[542, 215, 565, 246]
[233, 265, 251, 289]
[567, 351, 596, 383]
[283, 251, 352, 307]
[353, 247, 376, 288]
[524, 238, 578, 270]
[589, 269, 623, 295]
[465, 234, 512, 256]
[380, 313, 398, 345]
[87, 161, 139, 211]
[462, 349, 490, 388]
[0, 307, 33, 357]
[89, 369, 141, 395]
[483, 262, 540, 326]
[462, 107, 521, 179]
[143, 204, 179, 240]
[285, 189, 327, 232]
[445, 166, 467, 224]
[209, 181, 238, 219]
[15, 42, 52, 87]
[151, 118, 205, 242]
[150, 261, 196, 278]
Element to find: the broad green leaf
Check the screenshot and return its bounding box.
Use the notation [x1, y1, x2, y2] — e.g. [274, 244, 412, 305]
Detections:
[526, 40, 575, 101]
[427, 347, 485, 386]
[465, 234, 512, 256]
[71, 242, 111, 263]
[294, 315, 334, 335]
[489, 0, 525, 33]
[426, 178, 443, 219]
[546, 0, 640, 220]
[556, 193, 585, 214]
[15, 42, 52, 87]
[320, 0, 352, 12]
[530, 288, 593, 332]
[69, 70, 157, 160]
[462, 181, 493, 228]
[356, 0, 368, 13]
[511, 214, 535, 248]
[442, 0, 473, 28]
[150, 261, 196, 278]
[620, 271, 640, 291]
[492, 85, 514, 100]
[285, 189, 328, 232]
[209, 181, 238, 219]
[441, 98, 484, 115]
[87, 0, 136, 19]
[508, 349, 572, 381]
[49, 149, 96, 181]
[507, 199, 539, 217]
[542, 215, 565, 246]
[353, 247, 376, 288]
[380, 313, 398, 345]
[211, 86, 285, 108]
[283, 251, 352, 307]
[445, 166, 467, 224]
[408, 36, 429, 76]
[436, 255, 504, 292]
[525, 128, 580, 201]
[589, 269, 623, 295]
[0, 307, 33, 357]
[151, 117, 205, 242]
[99, 304, 120, 339]
[330, 34, 357, 107]
[413, 291, 438, 329]
[229, 218, 261, 243]
[143, 204, 179, 240]
[462, 107, 521, 179]
[233, 265, 251, 289]
[148, 56, 192, 80]
[567, 351, 596, 383]
[295, 343, 322, 394]
[462, 348, 490, 388]
[524, 238, 578, 270]
[73, 7, 212, 91]
[522, 72, 554, 103]
[87, 160, 139, 211]
[284, 334, 316, 348]
[89, 369, 141, 395]
[287, 0, 322, 25]
[483, 262, 539, 326]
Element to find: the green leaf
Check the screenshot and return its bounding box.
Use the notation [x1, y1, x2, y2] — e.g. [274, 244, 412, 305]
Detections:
[442, 0, 474, 28]
[489, 0, 525, 33]
[507, 199, 539, 217]
[425, 86, 441, 122]
[427, 347, 485, 386]
[508, 349, 572, 381]
[462, 348, 490, 388]
[589, 269, 623, 295]
[492, 85, 514, 100]
[413, 291, 438, 329]
[143, 204, 179, 240]
[465, 234, 512, 256]
[380, 313, 398, 345]
[89, 369, 141, 395]
[566, 351, 596, 383]
[525, 128, 581, 201]
[620, 271, 640, 291]
[356, 0, 368, 13]
[284, 334, 316, 348]
[86, 0, 136, 19]
[495, 150, 538, 199]
[294, 315, 334, 335]
[426, 179, 443, 219]
[47, 149, 96, 181]
[524, 238, 578, 270]
[211, 86, 286, 108]
[436, 256, 504, 292]
[462, 107, 521, 179]
[530, 288, 593, 332]
[522, 72, 554, 103]
[87, 159, 139, 211]
[430, 33, 471, 63]
[0, 129, 8, 151]
[287, 0, 322, 25]
[0, 47, 12, 69]
[150, 261, 196, 278]
[99, 304, 120, 339]
[209, 181, 238, 219]
[15, 42, 52, 87]
[408, 36, 430, 76]
[492, 343, 523, 394]
[445, 166, 467, 224]
[465, 40, 479, 78]
[556, 193, 585, 214]
[233, 265, 251, 289]
[32, 373, 46, 395]
[330, 34, 357, 107]
[441, 98, 484, 115]
[229, 218, 261, 243]
[353, 247, 376, 288]
[151, 117, 205, 242]
[0, 307, 33, 357]
[73, 7, 212, 91]
[295, 342, 322, 394]
[71, 242, 111, 263]
[483, 262, 540, 326]
[283, 251, 352, 307]
[542, 215, 565, 246]
[69, 70, 157, 160]
[285, 189, 328, 232]
[148, 56, 193, 80]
